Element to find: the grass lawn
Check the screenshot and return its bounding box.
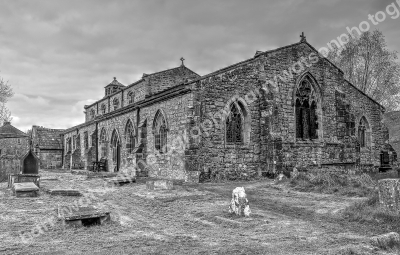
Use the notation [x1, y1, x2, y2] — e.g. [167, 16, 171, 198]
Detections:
[0, 170, 398, 255]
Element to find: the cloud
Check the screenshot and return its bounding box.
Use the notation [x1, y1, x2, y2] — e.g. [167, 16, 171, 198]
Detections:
[0, 0, 398, 132]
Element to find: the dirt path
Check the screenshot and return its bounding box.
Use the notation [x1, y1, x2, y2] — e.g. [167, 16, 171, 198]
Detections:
[0, 171, 395, 255]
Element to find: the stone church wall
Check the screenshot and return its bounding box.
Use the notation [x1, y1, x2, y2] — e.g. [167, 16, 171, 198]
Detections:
[189, 60, 267, 179]
[140, 92, 194, 180]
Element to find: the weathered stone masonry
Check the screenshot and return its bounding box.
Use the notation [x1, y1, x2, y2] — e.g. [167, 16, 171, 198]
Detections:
[61, 38, 392, 181]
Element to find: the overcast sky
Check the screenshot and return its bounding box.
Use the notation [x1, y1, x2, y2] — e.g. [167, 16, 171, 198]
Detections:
[0, 0, 399, 132]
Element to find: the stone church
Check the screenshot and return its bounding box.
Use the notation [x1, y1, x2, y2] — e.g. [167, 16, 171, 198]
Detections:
[61, 35, 394, 181]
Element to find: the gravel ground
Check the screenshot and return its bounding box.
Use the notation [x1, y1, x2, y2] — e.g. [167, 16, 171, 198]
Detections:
[0, 170, 397, 255]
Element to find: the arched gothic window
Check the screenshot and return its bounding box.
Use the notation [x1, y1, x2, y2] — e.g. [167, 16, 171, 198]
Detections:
[66, 138, 72, 152]
[154, 111, 167, 153]
[295, 77, 319, 140]
[128, 91, 134, 104]
[100, 128, 107, 158]
[100, 128, 107, 143]
[226, 102, 244, 144]
[111, 130, 120, 164]
[76, 134, 80, 149]
[358, 116, 370, 148]
[125, 120, 136, 154]
[101, 104, 106, 115]
[113, 98, 119, 110]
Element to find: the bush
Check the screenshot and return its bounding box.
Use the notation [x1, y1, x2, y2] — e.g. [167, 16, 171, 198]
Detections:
[290, 172, 376, 196]
[342, 191, 400, 233]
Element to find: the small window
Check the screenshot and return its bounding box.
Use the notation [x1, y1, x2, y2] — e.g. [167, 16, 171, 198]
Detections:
[128, 91, 134, 104]
[113, 98, 120, 110]
[17, 138, 21, 144]
[91, 132, 96, 147]
[101, 104, 106, 114]
[90, 109, 96, 120]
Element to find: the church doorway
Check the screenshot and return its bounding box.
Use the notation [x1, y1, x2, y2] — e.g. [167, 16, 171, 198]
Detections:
[111, 130, 121, 172]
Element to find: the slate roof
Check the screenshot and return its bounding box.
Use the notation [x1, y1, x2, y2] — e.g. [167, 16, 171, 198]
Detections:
[104, 77, 125, 88]
[32, 126, 64, 150]
[0, 122, 28, 139]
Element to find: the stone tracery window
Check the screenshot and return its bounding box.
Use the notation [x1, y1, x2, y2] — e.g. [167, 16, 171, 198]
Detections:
[125, 120, 136, 154]
[295, 77, 319, 140]
[154, 111, 167, 153]
[101, 104, 106, 114]
[226, 103, 243, 144]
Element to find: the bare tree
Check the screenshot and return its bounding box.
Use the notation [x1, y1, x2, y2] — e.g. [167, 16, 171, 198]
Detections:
[327, 30, 400, 111]
[0, 77, 14, 125]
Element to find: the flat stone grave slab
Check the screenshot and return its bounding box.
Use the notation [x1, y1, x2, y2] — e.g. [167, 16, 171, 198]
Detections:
[46, 189, 82, 196]
[12, 182, 39, 197]
[8, 174, 41, 188]
[107, 176, 136, 186]
[146, 179, 174, 190]
[58, 205, 110, 227]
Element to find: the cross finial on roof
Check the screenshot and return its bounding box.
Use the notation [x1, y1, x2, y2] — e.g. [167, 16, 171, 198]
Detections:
[300, 32, 306, 42]
[180, 57, 185, 66]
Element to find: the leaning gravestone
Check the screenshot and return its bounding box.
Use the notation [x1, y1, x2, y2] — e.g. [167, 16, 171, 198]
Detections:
[229, 187, 251, 217]
[378, 179, 400, 214]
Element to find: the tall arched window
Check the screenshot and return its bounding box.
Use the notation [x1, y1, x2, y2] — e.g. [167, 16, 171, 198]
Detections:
[226, 102, 243, 144]
[154, 111, 167, 153]
[75, 134, 80, 150]
[66, 138, 72, 152]
[128, 91, 134, 104]
[113, 98, 119, 111]
[101, 104, 106, 115]
[358, 116, 370, 148]
[111, 130, 120, 167]
[295, 77, 319, 140]
[125, 120, 136, 154]
[100, 128, 107, 158]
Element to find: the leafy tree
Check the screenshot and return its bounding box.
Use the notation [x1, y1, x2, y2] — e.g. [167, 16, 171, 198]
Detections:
[0, 77, 13, 125]
[327, 30, 400, 111]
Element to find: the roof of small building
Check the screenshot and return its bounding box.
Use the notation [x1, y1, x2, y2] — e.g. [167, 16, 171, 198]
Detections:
[0, 121, 28, 139]
[104, 77, 125, 88]
[32, 126, 64, 150]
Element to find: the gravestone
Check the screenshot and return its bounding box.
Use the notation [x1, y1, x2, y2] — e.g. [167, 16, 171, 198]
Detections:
[146, 179, 174, 190]
[12, 182, 39, 197]
[8, 174, 41, 188]
[46, 189, 82, 196]
[229, 187, 251, 217]
[58, 205, 110, 227]
[378, 179, 400, 214]
[107, 176, 136, 186]
[21, 150, 40, 174]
